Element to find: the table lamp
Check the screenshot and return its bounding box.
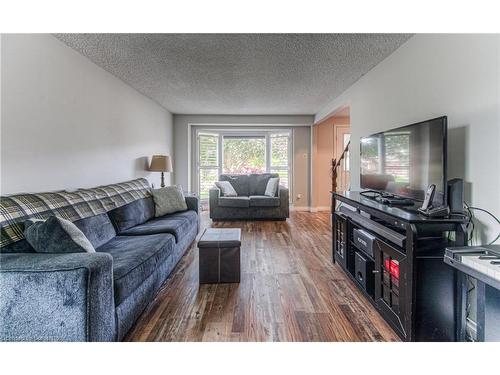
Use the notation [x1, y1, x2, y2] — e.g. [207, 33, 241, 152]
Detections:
[149, 155, 173, 187]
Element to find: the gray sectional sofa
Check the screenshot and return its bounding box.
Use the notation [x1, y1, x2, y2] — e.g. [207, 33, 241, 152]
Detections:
[209, 173, 289, 220]
[0, 178, 199, 341]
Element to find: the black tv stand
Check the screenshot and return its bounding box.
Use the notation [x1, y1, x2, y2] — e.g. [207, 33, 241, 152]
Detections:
[332, 191, 467, 341]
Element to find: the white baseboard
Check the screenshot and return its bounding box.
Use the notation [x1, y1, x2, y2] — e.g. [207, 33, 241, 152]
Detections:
[291, 206, 331, 212]
[310, 206, 331, 212]
[291, 206, 311, 212]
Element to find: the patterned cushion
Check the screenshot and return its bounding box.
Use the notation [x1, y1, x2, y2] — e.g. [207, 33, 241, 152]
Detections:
[76, 178, 152, 212]
[0, 178, 151, 249]
[24, 216, 96, 253]
[151, 186, 188, 217]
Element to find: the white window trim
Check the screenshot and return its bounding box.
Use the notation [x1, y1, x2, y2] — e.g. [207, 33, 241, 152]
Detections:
[194, 128, 293, 200]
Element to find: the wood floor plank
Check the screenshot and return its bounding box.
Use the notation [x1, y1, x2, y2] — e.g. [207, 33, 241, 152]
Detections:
[124, 211, 399, 342]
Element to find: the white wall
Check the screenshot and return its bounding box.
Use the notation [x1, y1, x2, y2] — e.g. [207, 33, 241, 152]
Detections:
[292, 126, 312, 209]
[1, 34, 173, 194]
[173, 114, 314, 206]
[315, 34, 500, 244]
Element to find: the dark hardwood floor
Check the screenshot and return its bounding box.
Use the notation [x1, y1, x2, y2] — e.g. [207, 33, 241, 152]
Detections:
[124, 211, 399, 341]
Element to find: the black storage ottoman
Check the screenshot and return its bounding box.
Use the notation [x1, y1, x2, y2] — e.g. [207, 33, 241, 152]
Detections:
[198, 228, 241, 284]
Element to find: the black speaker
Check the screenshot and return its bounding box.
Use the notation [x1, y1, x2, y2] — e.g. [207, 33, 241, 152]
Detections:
[355, 251, 374, 296]
[447, 178, 464, 214]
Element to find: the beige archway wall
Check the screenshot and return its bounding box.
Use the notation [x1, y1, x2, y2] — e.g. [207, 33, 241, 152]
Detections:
[311, 113, 350, 211]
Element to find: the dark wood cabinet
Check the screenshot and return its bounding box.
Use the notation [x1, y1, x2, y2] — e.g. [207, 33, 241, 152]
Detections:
[373, 237, 407, 337]
[332, 191, 467, 341]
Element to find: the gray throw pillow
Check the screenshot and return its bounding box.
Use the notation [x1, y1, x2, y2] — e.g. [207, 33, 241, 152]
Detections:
[265, 177, 279, 197]
[215, 181, 238, 197]
[24, 216, 96, 253]
[152, 185, 188, 217]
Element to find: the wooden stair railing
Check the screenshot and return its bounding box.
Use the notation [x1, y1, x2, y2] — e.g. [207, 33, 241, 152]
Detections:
[331, 141, 350, 211]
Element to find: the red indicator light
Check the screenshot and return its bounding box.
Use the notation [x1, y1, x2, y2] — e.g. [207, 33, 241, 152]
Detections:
[384, 258, 391, 271]
[390, 260, 400, 279]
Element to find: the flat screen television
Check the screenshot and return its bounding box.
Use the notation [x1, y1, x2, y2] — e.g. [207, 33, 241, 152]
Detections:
[360, 116, 447, 207]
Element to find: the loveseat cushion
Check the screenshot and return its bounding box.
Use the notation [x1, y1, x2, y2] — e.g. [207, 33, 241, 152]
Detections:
[119, 210, 197, 243]
[108, 197, 155, 233]
[73, 213, 116, 249]
[218, 196, 250, 208]
[264, 177, 279, 197]
[248, 173, 279, 196]
[214, 181, 237, 197]
[96, 233, 175, 304]
[219, 175, 250, 196]
[249, 195, 281, 207]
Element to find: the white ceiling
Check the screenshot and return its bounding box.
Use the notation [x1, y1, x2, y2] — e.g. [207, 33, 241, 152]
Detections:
[55, 34, 412, 115]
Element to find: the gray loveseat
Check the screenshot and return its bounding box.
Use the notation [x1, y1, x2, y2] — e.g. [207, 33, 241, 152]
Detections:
[0, 178, 199, 341]
[209, 173, 289, 221]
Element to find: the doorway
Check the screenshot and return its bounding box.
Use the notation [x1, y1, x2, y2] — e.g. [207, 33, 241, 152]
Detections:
[311, 106, 350, 211]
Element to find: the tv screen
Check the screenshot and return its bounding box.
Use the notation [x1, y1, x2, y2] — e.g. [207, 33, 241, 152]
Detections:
[360, 116, 447, 206]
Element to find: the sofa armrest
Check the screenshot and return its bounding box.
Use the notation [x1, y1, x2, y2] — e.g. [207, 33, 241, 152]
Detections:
[0, 252, 115, 342]
[278, 186, 289, 200]
[185, 196, 200, 214]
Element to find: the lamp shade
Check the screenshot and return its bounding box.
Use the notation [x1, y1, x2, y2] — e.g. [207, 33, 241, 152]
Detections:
[149, 155, 173, 172]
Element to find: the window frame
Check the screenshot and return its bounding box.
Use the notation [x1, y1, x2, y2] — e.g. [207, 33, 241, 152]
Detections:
[194, 128, 293, 201]
[196, 132, 221, 200]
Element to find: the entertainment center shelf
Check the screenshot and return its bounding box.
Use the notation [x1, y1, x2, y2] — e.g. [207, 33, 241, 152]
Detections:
[332, 191, 468, 341]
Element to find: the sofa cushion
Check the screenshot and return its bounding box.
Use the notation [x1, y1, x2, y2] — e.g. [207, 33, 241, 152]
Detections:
[119, 210, 197, 243]
[73, 213, 116, 249]
[218, 196, 250, 208]
[108, 197, 155, 233]
[0, 239, 35, 254]
[96, 233, 175, 304]
[248, 173, 279, 196]
[24, 216, 96, 254]
[220, 175, 250, 196]
[249, 195, 281, 207]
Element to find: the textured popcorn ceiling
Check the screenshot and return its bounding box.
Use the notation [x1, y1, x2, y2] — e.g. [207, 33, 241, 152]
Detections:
[55, 34, 412, 115]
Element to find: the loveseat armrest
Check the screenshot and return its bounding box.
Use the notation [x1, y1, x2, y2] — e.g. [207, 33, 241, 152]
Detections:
[278, 186, 290, 218]
[185, 195, 200, 214]
[0, 252, 115, 342]
[209, 187, 221, 207]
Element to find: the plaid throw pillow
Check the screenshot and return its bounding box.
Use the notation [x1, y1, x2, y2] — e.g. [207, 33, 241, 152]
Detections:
[0, 178, 151, 248]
